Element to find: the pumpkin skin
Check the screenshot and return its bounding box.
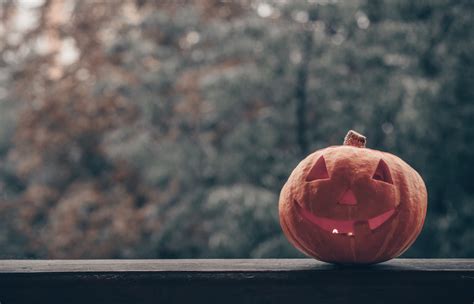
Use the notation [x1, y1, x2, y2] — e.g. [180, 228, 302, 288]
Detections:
[279, 131, 427, 264]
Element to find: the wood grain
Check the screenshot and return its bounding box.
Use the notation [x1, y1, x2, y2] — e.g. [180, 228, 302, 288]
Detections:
[0, 259, 472, 304]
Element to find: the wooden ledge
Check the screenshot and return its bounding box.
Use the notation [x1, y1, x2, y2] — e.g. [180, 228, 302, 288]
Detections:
[0, 259, 472, 304]
[0, 258, 473, 272]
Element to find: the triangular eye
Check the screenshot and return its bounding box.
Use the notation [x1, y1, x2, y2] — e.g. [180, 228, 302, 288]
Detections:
[306, 156, 330, 181]
[372, 159, 393, 184]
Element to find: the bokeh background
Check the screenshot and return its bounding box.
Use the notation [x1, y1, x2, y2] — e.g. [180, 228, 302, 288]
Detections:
[0, 0, 472, 259]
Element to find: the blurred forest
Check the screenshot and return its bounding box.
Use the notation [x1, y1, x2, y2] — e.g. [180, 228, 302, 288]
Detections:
[0, 0, 472, 259]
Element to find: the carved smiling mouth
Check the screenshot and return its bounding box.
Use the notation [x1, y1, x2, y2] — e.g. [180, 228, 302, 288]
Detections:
[294, 202, 396, 236]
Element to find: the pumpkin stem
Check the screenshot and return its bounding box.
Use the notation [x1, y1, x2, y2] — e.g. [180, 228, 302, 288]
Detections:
[343, 130, 366, 148]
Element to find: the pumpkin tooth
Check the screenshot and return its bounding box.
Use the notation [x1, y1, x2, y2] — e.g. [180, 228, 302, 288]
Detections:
[368, 209, 395, 230]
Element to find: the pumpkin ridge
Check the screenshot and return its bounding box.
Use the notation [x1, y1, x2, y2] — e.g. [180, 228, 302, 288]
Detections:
[280, 208, 323, 259]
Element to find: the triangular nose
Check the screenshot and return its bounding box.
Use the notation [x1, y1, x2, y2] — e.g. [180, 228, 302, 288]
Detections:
[339, 189, 357, 205]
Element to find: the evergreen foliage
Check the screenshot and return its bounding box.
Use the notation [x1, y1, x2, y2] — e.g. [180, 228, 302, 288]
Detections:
[0, 0, 472, 258]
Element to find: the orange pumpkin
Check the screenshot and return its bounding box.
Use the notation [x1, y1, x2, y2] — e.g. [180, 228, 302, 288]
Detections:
[279, 130, 427, 264]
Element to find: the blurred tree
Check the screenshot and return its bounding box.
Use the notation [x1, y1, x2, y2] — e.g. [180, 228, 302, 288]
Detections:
[0, 0, 472, 258]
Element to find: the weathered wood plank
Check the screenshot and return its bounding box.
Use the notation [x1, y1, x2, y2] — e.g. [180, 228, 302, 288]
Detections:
[0, 258, 473, 272]
[0, 259, 472, 304]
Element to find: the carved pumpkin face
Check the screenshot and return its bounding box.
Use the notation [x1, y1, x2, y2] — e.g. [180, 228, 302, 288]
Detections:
[279, 131, 427, 264]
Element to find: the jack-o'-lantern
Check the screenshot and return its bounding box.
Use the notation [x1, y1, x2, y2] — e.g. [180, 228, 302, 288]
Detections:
[279, 130, 427, 264]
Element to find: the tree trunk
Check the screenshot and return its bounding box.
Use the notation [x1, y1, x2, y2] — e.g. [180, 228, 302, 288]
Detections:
[295, 30, 313, 156]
